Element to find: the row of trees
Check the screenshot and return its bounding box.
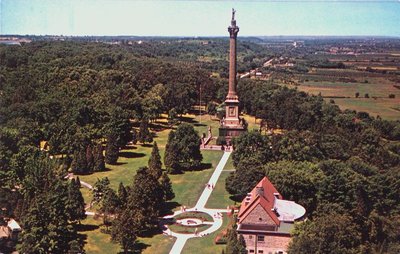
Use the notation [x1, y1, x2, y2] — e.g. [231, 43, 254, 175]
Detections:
[71, 143, 105, 174]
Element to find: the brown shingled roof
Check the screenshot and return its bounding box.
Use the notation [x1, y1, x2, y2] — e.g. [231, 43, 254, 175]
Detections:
[238, 177, 283, 226]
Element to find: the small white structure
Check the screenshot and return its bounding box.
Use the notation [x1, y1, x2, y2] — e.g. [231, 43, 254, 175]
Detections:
[7, 219, 21, 241]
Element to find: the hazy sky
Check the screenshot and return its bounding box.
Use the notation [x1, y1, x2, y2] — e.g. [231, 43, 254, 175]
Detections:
[1, 0, 399, 37]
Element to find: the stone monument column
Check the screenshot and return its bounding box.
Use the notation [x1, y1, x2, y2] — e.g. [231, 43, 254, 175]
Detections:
[227, 8, 239, 101]
[218, 9, 246, 145]
[224, 8, 240, 126]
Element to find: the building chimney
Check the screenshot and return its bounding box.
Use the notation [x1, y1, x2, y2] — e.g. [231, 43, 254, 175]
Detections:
[273, 192, 280, 209]
[256, 187, 264, 197]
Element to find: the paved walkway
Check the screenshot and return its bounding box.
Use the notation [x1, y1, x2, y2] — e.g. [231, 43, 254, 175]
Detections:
[66, 173, 93, 190]
[66, 173, 95, 215]
[164, 151, 231, 254]
[195, 151, 231, 209]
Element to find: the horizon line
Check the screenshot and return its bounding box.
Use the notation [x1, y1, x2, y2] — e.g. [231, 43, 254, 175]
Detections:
[1, 34, 400, 39]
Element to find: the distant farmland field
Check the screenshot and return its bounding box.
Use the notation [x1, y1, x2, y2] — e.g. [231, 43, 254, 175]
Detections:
[334, 98, 400, 120]
[288, 77, 400, 120]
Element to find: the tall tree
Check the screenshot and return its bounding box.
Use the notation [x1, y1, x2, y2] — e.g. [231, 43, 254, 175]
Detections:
[226, 156, 265, 199]
[86, 144, 94, 173]
[148, 141, 162, 179]
[174, 123, 202, 169]
[167, 108, 178, 126]
[142, 84, 164, 121]
[117, 182, 128, 210]
[20, 181, 76, 253]
[93, 143, 105, 171]
[104, 106, 133, 148]
[160, 172, 175, 201]
[138, 119, 153, 144]
[225, 226, 246, 254]
[127, 167, 164, 234]
[101, 188, 119, 227]
[265, 160, 323, 214]
[164, 131, 180, 174]
[111, 207, 138, 253]
[66, 178, 86, 223]
[92, 177, 111, 204]
[165, 123, 202, 170]
[105, 134, 119, 165]
[71, 147, 88, 174]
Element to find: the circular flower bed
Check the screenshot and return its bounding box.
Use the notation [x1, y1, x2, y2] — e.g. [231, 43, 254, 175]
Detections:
[168, 223, 212, 234]
[166, 211, 214, 234]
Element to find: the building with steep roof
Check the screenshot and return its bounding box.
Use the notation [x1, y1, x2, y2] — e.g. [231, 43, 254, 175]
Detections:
[237, 177, 306, 254]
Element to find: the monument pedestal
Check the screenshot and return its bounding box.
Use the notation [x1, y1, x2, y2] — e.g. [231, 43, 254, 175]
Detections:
[218, 125, 246, 145]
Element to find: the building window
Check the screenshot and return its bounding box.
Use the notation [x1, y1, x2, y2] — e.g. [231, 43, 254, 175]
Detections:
[258, 250, 264, 254]
[257, 235, 265, 242]
[249, 250, 255, 253]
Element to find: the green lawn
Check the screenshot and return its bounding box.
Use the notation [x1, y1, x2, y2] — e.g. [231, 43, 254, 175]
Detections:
[79, 216, 120, 254]
[243, 114, 260, 131]
[80, 186, 92, 205]
[78, 112, 253, 193]
[139, 235, 175, 254]
[78, 142, 166, 191]
[79, 216, 175, 254]
[223, 155, 235, 171]
[206, 172, 236, 209]
[170, 150, 223, 208]
[182, 215, 232, 254]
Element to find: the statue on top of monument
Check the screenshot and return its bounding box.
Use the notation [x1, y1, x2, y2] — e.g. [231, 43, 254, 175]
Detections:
[230, 8, 237, 28]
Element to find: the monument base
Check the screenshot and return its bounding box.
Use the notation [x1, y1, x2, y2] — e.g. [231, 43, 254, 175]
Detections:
[218, 125, 246, 146]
